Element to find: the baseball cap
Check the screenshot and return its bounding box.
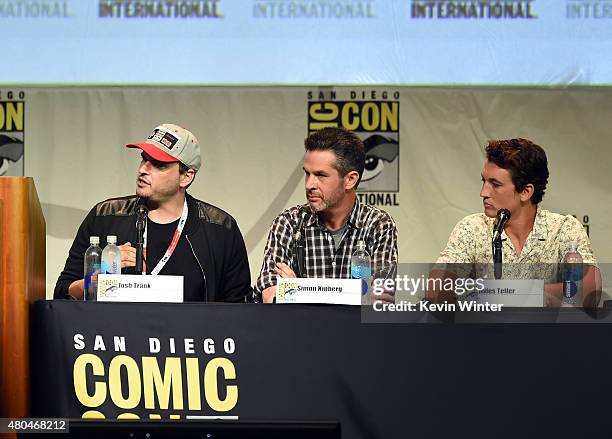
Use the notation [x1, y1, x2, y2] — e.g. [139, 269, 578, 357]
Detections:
[126, 123, 201, 171]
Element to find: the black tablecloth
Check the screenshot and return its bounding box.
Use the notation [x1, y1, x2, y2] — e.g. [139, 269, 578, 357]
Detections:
[30, 301, 612, 438]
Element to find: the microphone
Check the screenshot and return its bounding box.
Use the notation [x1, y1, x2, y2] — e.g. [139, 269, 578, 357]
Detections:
[294, 204, 310, 242]
[294, 205, 310, 278]
[492, 208, 510, 280]
[492, 208, 511, 243]
[135, 200, 148, 274]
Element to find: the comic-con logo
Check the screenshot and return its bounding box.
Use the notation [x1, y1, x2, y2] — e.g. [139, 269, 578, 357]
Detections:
[72, 333, 239, 419]
[307, 89, 399, 207]
[0, 91, 25, 176]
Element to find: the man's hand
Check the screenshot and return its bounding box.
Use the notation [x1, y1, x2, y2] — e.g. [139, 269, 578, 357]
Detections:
[68, 279, 85, 300]
[67, 241, 137, 300]
[262, 286, 276, 303]
[371, 290, 395, 305]
[274, 262, 296, 278]
[543, 265, 602, 308]
[119, 241, 137, 269]
[544, 284, 563, 307]
[426, 269, 459, 304]
[370, 281, 395, 305]
[262, 263, 297, 303]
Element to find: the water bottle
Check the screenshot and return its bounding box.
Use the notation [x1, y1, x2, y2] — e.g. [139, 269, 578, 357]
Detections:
[84, 236, 102, 301]
[351, 240, 371, 295]
[562, 241, 583, 306]
[101, 235, 122, 275]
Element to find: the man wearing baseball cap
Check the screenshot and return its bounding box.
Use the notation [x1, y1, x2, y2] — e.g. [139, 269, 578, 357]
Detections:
[54, 123, 252, 302]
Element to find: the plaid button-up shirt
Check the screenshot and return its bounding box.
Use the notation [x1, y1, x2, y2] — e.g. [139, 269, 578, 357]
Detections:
[253, 198, 398, 302]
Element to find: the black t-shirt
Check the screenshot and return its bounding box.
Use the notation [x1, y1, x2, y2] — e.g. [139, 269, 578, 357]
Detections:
[145, 218, 205, 301]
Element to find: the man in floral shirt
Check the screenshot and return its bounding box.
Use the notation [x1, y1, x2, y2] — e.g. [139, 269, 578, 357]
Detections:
[433, 138, 600, 307]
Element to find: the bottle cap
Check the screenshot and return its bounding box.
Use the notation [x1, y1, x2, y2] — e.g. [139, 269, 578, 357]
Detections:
[567, 241, 579, 252]
[89, 236, 100, 245]
[107, 235, 117, 245]
[357, 240, 366, 251]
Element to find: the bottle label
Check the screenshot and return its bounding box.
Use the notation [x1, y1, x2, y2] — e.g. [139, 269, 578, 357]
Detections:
[101, 261, 121, 275]
[84, 263, 100, 301]
[563, 280, 577, 299]
[85, 263, 101, 289]
[351, 265, 371, 280]
[563, 262, 583, 301]
[85, 273, 91, 290]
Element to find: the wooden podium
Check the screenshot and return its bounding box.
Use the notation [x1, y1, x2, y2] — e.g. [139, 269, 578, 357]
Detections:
[0, 177, 46, 418]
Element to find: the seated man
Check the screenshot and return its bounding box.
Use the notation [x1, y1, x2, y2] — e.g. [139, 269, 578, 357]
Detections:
[431, 138, 600, 307]
[55, 123, 251, 302]
[254, 127, 398, 303]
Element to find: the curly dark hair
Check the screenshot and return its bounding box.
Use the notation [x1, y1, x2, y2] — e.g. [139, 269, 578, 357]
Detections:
[305, 127, 365, 187]
[485, 138, 549, 205]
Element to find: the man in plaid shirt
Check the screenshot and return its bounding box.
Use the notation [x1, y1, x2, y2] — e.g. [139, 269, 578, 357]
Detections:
[254, 127, 398, 303]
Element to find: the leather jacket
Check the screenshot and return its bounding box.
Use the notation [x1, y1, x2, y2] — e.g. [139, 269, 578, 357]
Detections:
[54, 193, 252, 302]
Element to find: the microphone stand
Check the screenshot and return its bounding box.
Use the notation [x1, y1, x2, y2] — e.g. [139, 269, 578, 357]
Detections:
[296, 235, 305, 278]
[493, 237, 502, 280]
[294, 206, 308, 278]
[491, 208, 510, 280]
[135, 206, 146, 274]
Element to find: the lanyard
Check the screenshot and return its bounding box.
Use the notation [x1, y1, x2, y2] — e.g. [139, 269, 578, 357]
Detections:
[142, 199, 188, 275]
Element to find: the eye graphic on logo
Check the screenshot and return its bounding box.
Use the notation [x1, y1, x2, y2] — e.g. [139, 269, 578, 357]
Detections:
[362, 135, 399, 182]
[0, 135, 24, 176]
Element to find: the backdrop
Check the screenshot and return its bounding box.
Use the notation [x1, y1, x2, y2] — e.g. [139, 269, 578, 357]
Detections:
[1, 86, 609, 296]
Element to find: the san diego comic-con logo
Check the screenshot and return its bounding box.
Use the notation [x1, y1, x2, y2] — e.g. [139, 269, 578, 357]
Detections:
[307, 89, 400, 207]
[72, 333, 239, 419]
[0, 90, 25, 176]
[410, 0, 538, 19]
[277, 281, 299, 301]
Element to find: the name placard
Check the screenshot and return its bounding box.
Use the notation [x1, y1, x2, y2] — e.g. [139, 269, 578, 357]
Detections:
[97, 274, 183, 303]
[475, 279, 544, 307]
[276, 278, 362, 305]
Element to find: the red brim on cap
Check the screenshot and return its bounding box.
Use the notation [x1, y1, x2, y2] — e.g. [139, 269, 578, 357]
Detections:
[126, 143, 178, 163]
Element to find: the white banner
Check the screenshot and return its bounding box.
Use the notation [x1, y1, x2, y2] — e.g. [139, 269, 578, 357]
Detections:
[2, 1, 612, 85]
